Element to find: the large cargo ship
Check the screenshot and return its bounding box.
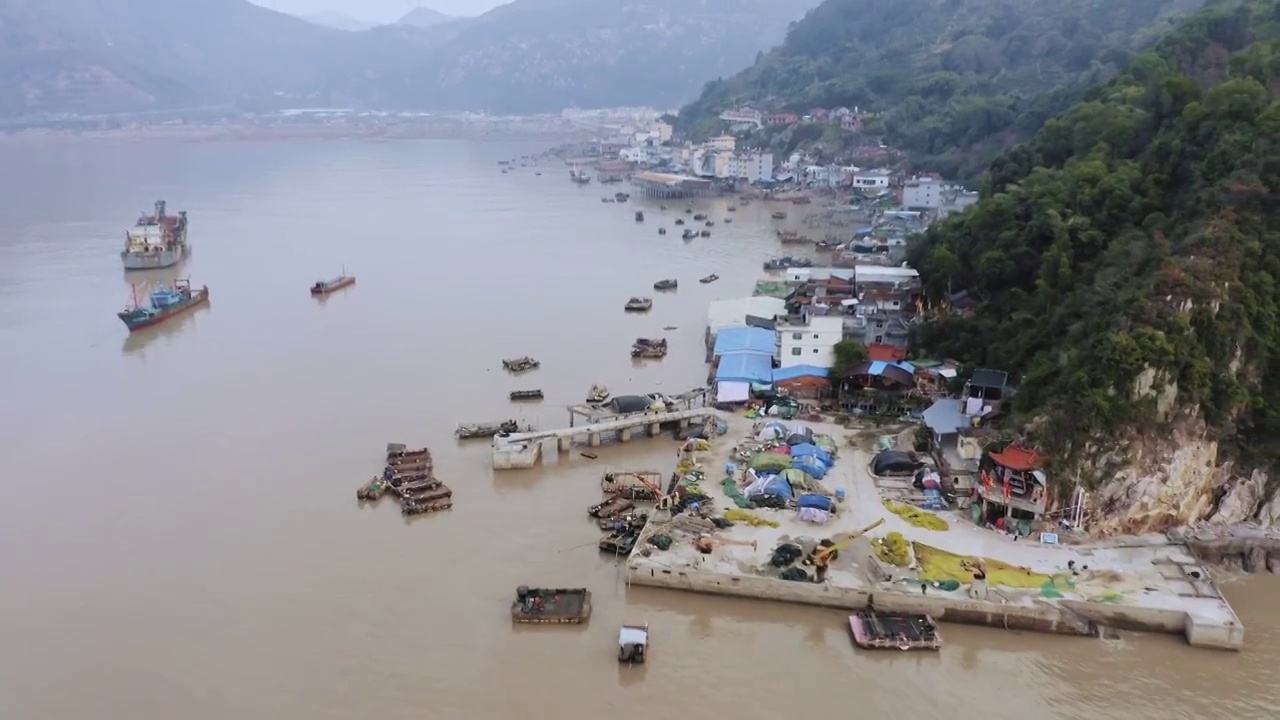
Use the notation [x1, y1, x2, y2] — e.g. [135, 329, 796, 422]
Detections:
[121, 200, 189, 270]
[117, 279, 209, 332]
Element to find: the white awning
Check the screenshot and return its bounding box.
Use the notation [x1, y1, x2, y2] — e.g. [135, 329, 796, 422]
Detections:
[716, 381, 750, 403]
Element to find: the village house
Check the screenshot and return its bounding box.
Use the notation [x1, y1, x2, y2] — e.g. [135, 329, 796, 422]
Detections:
[902, 176, 980, 217]
[976, 445, 1048, 534]
[705, 296, 786, 358]
[707, 134, 737, 152]
[850, 168, 893, 190]
[767, 112, 799, 126]
[777, 313, 845, 368]
[771, 365, 831, 399]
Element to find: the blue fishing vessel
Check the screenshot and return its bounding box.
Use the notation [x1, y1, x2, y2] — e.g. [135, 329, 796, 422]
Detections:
[117, 279, 209, 332]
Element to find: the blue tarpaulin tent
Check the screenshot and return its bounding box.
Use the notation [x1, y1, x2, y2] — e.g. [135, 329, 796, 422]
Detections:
[790, 443, 833, 466]
[715, 352, 774, 383]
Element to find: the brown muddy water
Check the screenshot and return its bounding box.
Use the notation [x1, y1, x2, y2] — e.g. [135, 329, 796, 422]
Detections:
[0, 138, 1276, 719]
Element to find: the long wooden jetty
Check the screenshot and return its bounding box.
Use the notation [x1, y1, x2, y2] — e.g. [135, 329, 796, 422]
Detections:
[493, 407, 717, 469]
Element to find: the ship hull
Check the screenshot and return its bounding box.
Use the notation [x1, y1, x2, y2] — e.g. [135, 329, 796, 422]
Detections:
[118, 289, 209, 332]
[121, 247, 187, 270]
[310, 276, 356, 295]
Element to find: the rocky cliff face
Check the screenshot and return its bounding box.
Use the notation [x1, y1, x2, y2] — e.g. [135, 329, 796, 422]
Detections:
[1077, 408, 1280, 537]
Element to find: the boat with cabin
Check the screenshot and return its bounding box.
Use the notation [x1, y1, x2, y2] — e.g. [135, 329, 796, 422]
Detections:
[652, 279, 677, 290]
[635, 211, 644, 222]
[311, 272, 355, 295]
[455, 419, 530, 440]
[512, 586, 592, 624]
[117, 279, 209, 332]
[699, 274, 719, 284]
[121, 200, 189, 270]
[681, 229, 697, 240]
[624, 297, 653, 312]
[618, 624, 649, 663]
[502, 356, 541, 372]
[631, 338, 668, 358]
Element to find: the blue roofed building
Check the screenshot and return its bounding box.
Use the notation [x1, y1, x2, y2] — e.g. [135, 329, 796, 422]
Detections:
[712, 325, 776, 361]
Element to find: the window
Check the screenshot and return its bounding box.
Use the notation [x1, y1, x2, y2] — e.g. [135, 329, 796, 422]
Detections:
[813, 334, 819, 339]
[792, 332, 803, 340]
[791, 347, 802, 356]
[892, 300, 899, 307]
[813, 348, 819, 353]
[875, 321, 884, 329]
[874, 335, 883, 344]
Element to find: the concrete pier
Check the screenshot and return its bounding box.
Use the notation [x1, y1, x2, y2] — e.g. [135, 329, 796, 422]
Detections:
[491, 407, 718, 469]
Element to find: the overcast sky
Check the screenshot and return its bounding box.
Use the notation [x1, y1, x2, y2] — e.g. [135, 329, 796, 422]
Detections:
[252, 1, 508, 24]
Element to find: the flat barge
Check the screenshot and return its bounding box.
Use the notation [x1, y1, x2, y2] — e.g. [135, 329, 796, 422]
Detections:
[848, 611, 942, 651]
[512, 586, 592, 624]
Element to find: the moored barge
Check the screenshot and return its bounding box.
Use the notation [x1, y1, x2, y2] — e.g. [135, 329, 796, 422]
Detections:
[512, 586, 592, 624]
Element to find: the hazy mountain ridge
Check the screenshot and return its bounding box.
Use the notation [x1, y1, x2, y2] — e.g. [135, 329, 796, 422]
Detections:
[0, 0, 817, 118]
[302, 11, 377, 31]
[395, 6, 453, 28]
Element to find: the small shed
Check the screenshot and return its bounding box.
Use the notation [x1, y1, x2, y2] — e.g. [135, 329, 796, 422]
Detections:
[845, 360, 916, 390]
[771, 365, 830, 399]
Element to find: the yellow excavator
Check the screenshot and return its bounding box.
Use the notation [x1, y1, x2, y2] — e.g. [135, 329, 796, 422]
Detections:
[804, 518, 886, 581]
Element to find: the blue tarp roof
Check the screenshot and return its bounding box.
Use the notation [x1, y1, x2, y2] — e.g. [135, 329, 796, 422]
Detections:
[772, 365, 830, 382]
[867, 360, 916, 376]
[922, 398, 967, 436]
[713, 326, 776, 356]
[715, 352, 774, 383]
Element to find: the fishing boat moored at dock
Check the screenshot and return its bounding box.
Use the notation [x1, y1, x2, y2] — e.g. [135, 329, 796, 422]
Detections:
[117, 279, 209, 332]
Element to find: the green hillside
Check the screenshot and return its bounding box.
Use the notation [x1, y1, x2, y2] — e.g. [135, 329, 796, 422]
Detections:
[906, 0, 1280, 479]
[678, 0, 1205, 181]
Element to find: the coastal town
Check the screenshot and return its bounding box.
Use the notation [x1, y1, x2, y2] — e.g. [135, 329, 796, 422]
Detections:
[388, 109, 1273, 653]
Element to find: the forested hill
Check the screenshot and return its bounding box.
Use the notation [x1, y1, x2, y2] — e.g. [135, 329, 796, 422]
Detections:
[907, 0, 1280, 477]
[677, 0, 1205, 182]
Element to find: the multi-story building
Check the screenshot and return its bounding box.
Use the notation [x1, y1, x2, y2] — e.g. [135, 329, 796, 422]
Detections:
[903, 176, 979, 216]
[728, 151, 773, 183]
[777, 314, 845, 368]
[850, 168, 892, 191]
[708, 134, 736, 152]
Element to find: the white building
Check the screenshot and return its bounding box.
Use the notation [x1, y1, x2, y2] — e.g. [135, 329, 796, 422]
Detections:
[903, 176, 978, 215]
[708, 134, 737, 152]
[653, 121, 673, 143]
[851, 168, 892, 190]
[778, 314, 845, 368]
[728, 151, 773, 183]
[854, 265, 920, 286]
[719, 108, 763, 129]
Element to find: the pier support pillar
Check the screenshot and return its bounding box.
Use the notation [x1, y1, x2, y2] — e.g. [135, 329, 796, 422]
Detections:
[589, 432, 602, 447]
[558, 436, 572, 453]
[648, 422, 660, 437]
[620, 428, 632, 443]
[679, 418, 691, 428]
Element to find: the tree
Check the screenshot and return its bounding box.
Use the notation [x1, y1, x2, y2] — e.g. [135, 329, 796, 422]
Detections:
[832, 339, 869, 378]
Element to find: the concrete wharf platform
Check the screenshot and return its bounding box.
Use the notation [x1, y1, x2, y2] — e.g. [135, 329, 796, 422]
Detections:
[492, 408, 717, 470]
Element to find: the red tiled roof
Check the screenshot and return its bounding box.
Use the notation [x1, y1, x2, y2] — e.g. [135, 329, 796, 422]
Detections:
[866, 344, 906, 362]
[989, 446, 1045, 472]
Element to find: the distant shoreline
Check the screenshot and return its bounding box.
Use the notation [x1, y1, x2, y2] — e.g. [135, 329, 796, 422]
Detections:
[0, 122, 596, 144]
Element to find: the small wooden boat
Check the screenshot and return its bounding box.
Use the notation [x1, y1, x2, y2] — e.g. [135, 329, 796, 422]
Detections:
[684, 208, 692, 214]
[310, 274, 355, 295]
[659, 204, 668, 210]
[512, 586, 593, 624]
[771, 211, 788, 219]
[705, 220, 714, 227]
[699, 274, 719, 284]
[596, 510, 649, 531]
[848, 611, 942, 651]
[586, 384, 610, 404]
[700, 229, 711, 237]
[724, 218, 732, 223]
[693, 213, 707, 221]
[400, 485, 452, 504]
[727, 205, 737, 212]
[653, 279, 677, 290]
[618, 624, 649, 663]
[456, 419, 528, 439]
[383, 469, 431, 487]
[658, 228, 666, 235]
[589, 494, 635, 518]
[624, 297, 653, 312]
[402, 498, 453, 516]
[599, 531, 639, 555]
[635, 211, 644, 222]
[681, 229, 697, 240]
[386, 444, 431, 462]
[510, 389, 544, 401]
[392, 478, 442, 496]
[357, 477, 389, 501]
[502, 356, 541, 372]
[631, 337, 668, 358]
[675, 218, 685, 225]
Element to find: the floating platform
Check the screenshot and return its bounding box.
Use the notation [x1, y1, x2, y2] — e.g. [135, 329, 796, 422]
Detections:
[357, 477, 389, 501]
[848, 611, 942, 651]
[512, 587, 592, 624]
